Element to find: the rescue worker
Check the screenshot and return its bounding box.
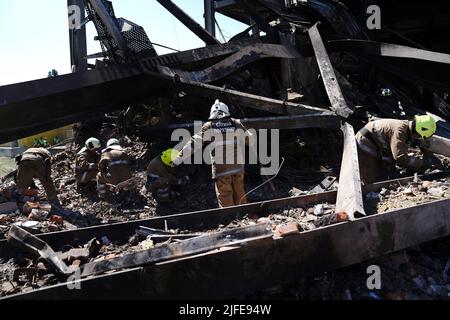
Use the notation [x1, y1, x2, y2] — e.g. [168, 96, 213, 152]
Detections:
[356, 115, 438, 184]
[15, 147, 60, 206]
[96, 138, 133, 199]
[75, 137, 101, 190]
[173, 100, 254, 208]
[146, 148, 182, 203]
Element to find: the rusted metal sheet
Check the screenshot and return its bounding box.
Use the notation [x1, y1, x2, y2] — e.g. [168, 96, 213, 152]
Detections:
[308, 23, 353, 118]
[335, 122, 365, 220]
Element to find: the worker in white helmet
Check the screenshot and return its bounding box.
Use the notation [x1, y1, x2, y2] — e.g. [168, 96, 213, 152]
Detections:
[75, 137, 102, 190]
[96, 138, 133, 199]
[173, 99, 254, 208]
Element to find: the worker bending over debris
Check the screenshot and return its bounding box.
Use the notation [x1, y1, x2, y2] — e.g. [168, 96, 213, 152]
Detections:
[173, 100, 254, 208]
[75, 137, 101, 190]
[15, 147, 60, 208]
[146, 148, 188, 203]
[356, 115, 440, 183]
[97, 138, 133, 199]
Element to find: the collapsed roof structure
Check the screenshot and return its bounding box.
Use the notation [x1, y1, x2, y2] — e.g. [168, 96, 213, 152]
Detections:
[0, 0, 449, 299]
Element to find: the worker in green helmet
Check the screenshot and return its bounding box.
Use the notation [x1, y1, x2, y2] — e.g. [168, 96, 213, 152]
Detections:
[355, 114, 441, 184]
[146, 148, 186, 203]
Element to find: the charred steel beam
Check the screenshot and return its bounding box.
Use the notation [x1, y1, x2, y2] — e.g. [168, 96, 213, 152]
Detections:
[328, 40, 450, 65]
[138, 113, 340, 139]
[7, 225, 71, 275]
[328, 39, 450, 92]
[234, 0, 275, 35]
[335, 122, 365, 221]
[68, 0, 88, 72]
[174, 79, 327, 115]
[138, 36, 260, 70]
[158, 43, 302, 83]
[308, 23, 353, 118]
[420, 135, 450, 158]
[6, 197, 450, 300]
[87, 0, 129, 59]
[0, 38, 265, 144]
[1, 172, 447, 254]
[204, 0, 216, 37]
[0, 64, 169, 144]
[79, 223, 272, 278]
[155, 0, 220, 45]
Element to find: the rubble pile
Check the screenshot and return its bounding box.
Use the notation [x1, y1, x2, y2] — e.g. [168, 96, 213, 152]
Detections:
[250, 236, 450, 300]
[365, 177, 450, 214]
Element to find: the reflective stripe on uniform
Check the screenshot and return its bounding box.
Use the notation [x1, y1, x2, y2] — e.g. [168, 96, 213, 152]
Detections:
[109, 160, 129, 167]
[215, 167, 244, 178]
[80, 172, 88, 183]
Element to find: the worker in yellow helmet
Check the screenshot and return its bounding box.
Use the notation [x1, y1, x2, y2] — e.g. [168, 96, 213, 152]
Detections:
[355, 115, 440, 184]
[146, 148, 187, 203]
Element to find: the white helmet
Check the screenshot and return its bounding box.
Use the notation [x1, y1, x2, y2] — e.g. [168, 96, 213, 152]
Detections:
[107, 138, 120, 147]
[209, 99, 230, 120]
[85, 137, 101, 151]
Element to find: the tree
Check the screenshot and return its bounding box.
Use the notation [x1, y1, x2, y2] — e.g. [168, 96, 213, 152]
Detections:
[47, 69, 59, 77]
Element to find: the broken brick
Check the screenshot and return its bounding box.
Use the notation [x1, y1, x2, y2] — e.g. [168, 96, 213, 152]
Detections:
[49, 215, 64, 225]
[274, 222, 299, 238]
[0, 214, 10, 224]
[0, 202, 18, 214]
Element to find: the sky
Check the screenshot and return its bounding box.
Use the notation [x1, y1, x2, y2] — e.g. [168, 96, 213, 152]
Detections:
[0, 0, 247, 86]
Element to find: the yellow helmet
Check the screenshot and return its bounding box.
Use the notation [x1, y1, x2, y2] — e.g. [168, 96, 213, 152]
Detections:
[414, 115, 436, 139]
[161, 148, 179, 167]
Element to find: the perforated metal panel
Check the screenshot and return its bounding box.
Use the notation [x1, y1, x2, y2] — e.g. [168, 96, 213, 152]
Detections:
[117, 18, 157, 57]
[86, 0, 156, 64]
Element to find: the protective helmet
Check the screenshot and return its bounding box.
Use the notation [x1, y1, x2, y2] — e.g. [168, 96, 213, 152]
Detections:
[161, 148, 179, 167]
[85, 137, 101, 151]
[107, 138, 120, 147]
[209, 99, 230, 120]
[414, 115, 436, 139]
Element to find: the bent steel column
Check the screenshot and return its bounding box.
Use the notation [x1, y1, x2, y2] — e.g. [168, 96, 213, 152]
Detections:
[156, 0, 220, 45]
[308, 23, 353, 118]
[335, 122, 365, 220]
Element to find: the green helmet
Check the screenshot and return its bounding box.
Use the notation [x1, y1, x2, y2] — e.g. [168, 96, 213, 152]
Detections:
[161, 148, 179, 167]
[414, 115, 436, 139]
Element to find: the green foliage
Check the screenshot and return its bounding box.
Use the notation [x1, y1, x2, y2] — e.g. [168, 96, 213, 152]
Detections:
[47, 69, 59, 78]
[33, 137, 49, 148]
[52, 136, 62, 145]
